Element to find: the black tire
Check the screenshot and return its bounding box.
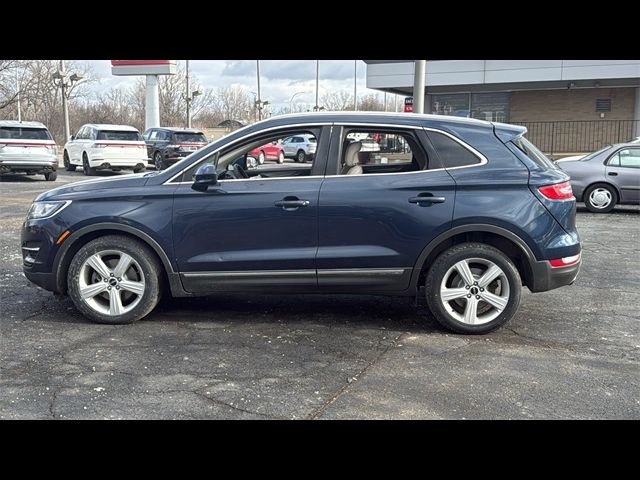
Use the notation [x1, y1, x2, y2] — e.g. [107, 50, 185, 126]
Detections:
[296, 150, 306, 163]
[258, 151, 265, 165]
[82, 154, 96, 176]
[44, 171, 57, 181]
[63, 151, 76, 171]
[67, 235, 163, 324]
[583, 183, 617, 213]
[133, 167, 144, 173]
[154, 151, 164, 170]
[277, 150, 285, 164]
[424, 242, 522, 334]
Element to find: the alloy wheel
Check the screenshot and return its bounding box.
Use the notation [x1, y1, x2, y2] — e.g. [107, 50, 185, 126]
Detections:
[439, 257, 510, 325]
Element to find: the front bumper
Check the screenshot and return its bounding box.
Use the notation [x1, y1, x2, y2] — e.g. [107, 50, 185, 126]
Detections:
[529, 258, 582, 292]
[24, 270, 58, 292]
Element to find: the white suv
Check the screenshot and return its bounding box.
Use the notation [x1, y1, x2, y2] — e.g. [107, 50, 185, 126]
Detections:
[0, 121, 58, 181]
[63, 124, 148, 175]
[281, 134, 317, 162]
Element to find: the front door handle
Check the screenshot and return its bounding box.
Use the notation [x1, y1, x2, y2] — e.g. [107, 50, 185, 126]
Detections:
[409, 193, 446, 206]
[608, 172, 618, 176]
[274, 197, 310, 211]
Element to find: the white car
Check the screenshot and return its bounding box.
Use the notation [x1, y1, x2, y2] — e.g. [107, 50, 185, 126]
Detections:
[0, 120, 58, 181]
[281, 134, 317, 162]
[555, 154, 585, 163]
[63, 124, 148, 175]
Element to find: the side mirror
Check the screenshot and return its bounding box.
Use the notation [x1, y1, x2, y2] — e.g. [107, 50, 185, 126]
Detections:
[192, 164, 218, 192]
[70, 135, 75, 141]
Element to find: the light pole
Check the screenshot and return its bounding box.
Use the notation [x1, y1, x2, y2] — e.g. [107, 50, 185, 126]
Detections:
[256, 60, 262, 120]
[289, 91, 306, 113]
[186, 60, 190, 127]
[52, 60, 83, 143]
[314, 60, 320, 111]
[16, 66, 21, 122]
[412, 60, 426, 114]
[353, 60, 358, 111]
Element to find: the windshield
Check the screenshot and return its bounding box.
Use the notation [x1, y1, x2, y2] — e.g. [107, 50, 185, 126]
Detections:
[175, 132, 207, 143]
[511, 136, 556, 170]
[97, 130, 142, 141]
[0, 127, 52, 140]
[580, 145, 613, 161]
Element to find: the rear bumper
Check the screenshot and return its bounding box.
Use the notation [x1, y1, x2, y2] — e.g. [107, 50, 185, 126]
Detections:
[0, 161, 57, 173]
[529, 258, 581, 292]
[90, 159, 148, 169]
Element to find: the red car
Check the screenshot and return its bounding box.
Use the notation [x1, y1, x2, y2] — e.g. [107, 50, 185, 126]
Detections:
[248, 141, 285, 164]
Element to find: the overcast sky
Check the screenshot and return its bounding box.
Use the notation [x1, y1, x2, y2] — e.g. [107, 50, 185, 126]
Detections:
[87, 60, 386, 110]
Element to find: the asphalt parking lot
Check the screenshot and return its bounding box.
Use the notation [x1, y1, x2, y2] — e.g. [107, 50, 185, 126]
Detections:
[1, 169, 638, 419]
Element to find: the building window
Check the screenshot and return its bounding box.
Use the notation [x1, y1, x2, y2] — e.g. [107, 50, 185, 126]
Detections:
[432, 94, 469, 117]
[432, 92, 510, 122]
[471, 92, 510, 122]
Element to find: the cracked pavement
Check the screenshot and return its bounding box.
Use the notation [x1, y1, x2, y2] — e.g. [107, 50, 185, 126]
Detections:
[1, 170, 639, 419]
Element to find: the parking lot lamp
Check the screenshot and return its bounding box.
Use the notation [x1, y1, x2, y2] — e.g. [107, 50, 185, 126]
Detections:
[52, 60, 83, 143]
[412, 60, 426, 114]
[289, 91, 306, 113]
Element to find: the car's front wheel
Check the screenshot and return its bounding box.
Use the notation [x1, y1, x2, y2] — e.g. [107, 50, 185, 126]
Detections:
[258, 151, 265, 165]
[67, 235, 162, 324]
[296, 150, 306, 163]
[424, 242, 521, 334]
[278, 151, 285, 164]
[584, 184, 617, 213]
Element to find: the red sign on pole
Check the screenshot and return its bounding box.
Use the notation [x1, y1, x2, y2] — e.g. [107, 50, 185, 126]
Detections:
[404, 97, 413, 113]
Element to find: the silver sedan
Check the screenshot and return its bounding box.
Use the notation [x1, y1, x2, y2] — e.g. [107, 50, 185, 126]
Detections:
[556, 143, 640, 213]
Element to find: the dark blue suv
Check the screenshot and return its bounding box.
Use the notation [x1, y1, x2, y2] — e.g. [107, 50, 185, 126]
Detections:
[21, 113, 581, 334]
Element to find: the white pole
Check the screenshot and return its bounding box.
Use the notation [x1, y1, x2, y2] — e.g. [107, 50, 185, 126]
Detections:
[413, 60, 426, 114]
[16, 67, 21, 122]
[354, 60, 358, 111]
[145, 75, 160, 130]
[257, 60, 262, 120]
[186, 60, 191, 128]
[60, 60, 71, 143]
[315, 60, 319, 111]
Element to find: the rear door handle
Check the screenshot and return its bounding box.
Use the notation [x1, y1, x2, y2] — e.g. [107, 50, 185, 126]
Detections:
[409, 194, 446, 205]
[608, 172, 618, 176]
[274, 197, 310, 210]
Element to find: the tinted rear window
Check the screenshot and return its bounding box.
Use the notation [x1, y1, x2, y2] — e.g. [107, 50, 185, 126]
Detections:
[97, 130, 142, 141]
[428, 131, 481, 168]
[511, 136, 556, 169]
[0, 127, 52, 140]
[174, 132, 207, 143]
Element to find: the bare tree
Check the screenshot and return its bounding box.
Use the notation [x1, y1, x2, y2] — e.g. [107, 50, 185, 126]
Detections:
[358, 93, 384, 111]
[321, 91, 354, 111]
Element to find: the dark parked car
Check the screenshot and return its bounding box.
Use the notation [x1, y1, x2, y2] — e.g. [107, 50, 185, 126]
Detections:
[142, 127, 208, 170]
[556, 143, 640, 213]
[21, 112, 581, 334]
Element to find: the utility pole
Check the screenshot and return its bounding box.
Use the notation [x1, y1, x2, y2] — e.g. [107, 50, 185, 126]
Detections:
[186, 60, 191, 128]
[16, 67, 21, 122]
[394, 93, 398, 112]
[412, 60, 426, 114]
[384, 92, 387, 112]
[60, 60, 71, 143]
[315, 60, 319, 111]
[354, 60, 358, 111]
[256, 60, 262, 121]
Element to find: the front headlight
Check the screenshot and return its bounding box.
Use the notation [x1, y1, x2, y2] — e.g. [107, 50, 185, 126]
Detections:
[26, 201, 71, 220]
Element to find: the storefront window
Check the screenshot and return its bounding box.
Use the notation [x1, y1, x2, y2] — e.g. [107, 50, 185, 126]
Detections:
[432, 92, 510, 122]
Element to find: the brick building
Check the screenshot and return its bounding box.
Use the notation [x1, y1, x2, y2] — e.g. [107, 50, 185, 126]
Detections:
[365, 60, 640, 157]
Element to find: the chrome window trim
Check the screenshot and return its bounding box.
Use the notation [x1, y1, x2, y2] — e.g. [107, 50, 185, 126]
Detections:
[165, 123, 488, 185]
[163, 122, 331, 185]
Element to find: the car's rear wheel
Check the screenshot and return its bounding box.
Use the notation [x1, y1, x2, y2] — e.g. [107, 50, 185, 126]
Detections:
[278, 151, 285, 164]
[296, 150, 305, 163]
[44, 171, 57, 181]
[67, 235, 162, 324]
[154, 151, 165, 170]
[258, 151, 265, 165]
[82, 154, 96, 176]
[63, 151, 76, 171]
[425, 242, 521, 334]
[584, 184, 617, 213]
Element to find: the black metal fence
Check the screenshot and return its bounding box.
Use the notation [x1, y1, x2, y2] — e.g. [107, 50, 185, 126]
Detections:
[512, 120, 639, 157]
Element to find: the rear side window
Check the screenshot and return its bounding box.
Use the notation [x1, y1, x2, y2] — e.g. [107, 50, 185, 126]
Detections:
[175, 132, 207, 143]
[511, 136, 556, 170]
[97, 130, 142, 141]
[0, 127, 52, 140]
[427, 131, 481, 168]
[609, 148, 640, 168]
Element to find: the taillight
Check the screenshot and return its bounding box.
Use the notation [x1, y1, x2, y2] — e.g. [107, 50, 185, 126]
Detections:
[549, 253, 581, 268]
[538, 181, 573, 200]
[45, 145, 57, 155]
[92, 143, 107, 149]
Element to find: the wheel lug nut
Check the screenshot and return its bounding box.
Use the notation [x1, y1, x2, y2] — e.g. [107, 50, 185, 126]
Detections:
[116, 286, 120, 290]
[107, 286, 111, 290]
[104, 278, 108, 282]
[480, 288, 484, 292]
[110, 273, 114, 277]
[467, 294, 471, 298]
[117, 278, 122, 281]
[476, 295, 481, 299]
[465, 285, 470, 289]
[473, 281, 478, 285]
